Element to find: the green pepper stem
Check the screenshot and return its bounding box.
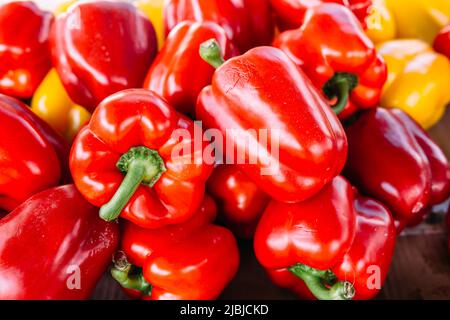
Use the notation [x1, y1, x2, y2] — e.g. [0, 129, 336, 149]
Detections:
[330, 80, 350, 115]
[111, 252, 152, 296]
[99, 146, 166, 222]
[199, 38, 225, 69]
[323, 72, 358, 116]
[288, 264, 355, 300]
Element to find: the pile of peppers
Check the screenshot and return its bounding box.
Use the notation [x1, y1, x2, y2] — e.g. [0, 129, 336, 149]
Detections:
[0, 0, 449, 301]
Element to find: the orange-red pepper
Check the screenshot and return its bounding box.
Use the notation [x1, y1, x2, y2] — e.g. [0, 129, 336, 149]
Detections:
[274, 3, 387, 118]
[164, 0, 274, 52]
[50, 1, 157, 111]
[197, 43, 347, 203]
[0, 1, 53, 98]
[207, 165, 270, 238]
[144, 21, 237, 116]
[270, 0, 372, 31]
[70, 89, 213, 229]
[111, 196, 239, 300]
[263, 184, 396, 300]
[0, 94, 69, 212]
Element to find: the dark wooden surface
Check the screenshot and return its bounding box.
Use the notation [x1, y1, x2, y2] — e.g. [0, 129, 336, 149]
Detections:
[92, 108, 450, 300]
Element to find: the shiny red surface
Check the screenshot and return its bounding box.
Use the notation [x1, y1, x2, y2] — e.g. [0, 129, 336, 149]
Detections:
[332, 195, 396, 299]
[0, 185, 119, 299]
[0, 95, 68, 212]
[207, 164, 270, 238]
[164, 0, 274, 52]
[345, 108, 450, 231]
[70, 89, 213, 229]
[144, 21, 237, 116]
[121, 196, 239, 300]
[0, 1, 53, 98]
[51, 1, 157, 110]
[274, 3, 386, 118]
[197, 46, 347, 202]
[264, 191, 396, 300]
[270, 0, 371, 30]
[254, 176, 357, 271]
[434, 23, 450, 59]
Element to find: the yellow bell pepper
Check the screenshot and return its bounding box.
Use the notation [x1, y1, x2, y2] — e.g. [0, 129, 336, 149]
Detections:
[365, 0, 397, 44]
[134, 0, 165, 49]
[366, 0, 450, 44]
[31, 69, 91, 142]
[377, 39, 450, 129]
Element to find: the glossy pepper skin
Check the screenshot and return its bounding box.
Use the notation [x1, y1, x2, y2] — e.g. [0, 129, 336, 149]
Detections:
[345, 108, 450, 232]
[31, 69, 91, 142]
[70, 89, 213, 229]
[378, 39, 450, 129]
[207, 165, 270, 238]
[50, 1, 157, 111]
[0, 94, 69, 212]
[164, 0, 274, 52]
[144, 21, 237, 116]
[197, 45, 347, 203]
[434, 24, 450, 61]
[0, 185, 119, 300]
[269, 0, 371, 31]
[274, 3, 387, 118]
[111, 196, 239, 300]
[254, 176, 358, 300]
[0, 1, 53, 99]
[265, 190, 396, 300]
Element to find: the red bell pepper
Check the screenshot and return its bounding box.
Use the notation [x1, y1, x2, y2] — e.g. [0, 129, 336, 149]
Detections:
[0, 94, 69, 212]
[270, 0, 372, 31]
[111, 196, 239, 300]
[0, 185, 119, 300]
[263, 188, 396, 300]
[0, 1, 53, 98]
[197, 42, 347, 203]
[254, 176, 358, 300]
[50, 1, 157, 111]
[274, 3, 387, 118]
[434, 23, 450, 60]
[144, 21, 237, 116]
[344, 108, 450, 232]
[70, 89, 213, 229]
[207, 165, 270, 238]
[164, 0, 274, 53]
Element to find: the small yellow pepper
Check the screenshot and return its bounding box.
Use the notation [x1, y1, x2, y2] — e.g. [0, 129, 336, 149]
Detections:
[134, 0, 165, 49]
[31, 69, 91, 142]
[377, 39, 450, 129]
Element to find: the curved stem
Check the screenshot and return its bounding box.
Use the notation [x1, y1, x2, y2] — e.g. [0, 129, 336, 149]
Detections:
[322, 72, 358, 116]
[100, 161, 146, 221]
[199, 38, 225, 69]
[289, 264, 355, 300]
[111, 260, 152, 296]
[330, 80, 350, 115]
[99, 146, 166, 222]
